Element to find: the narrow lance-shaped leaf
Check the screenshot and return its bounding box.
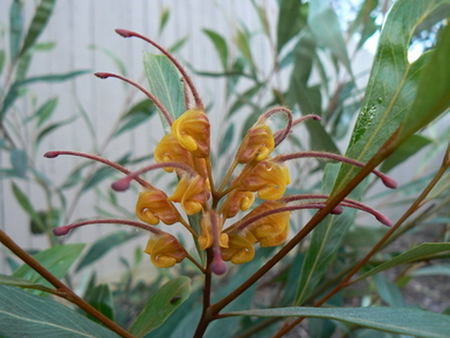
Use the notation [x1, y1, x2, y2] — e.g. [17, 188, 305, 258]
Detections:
[0, 274, 57, 295]
[13, 244, 85, 295]
[295, 164, 362, 305]
[395, 22, 450, 143]
[75, 231, 141, 272]
[335, 0, 450, 192]
[308, 0, 352, 75]
[354, 242, 450, 283]
[11, 182, 45, 230]
[143, 53, 185, 128]
[130, 276, 191, 337]
[277, 0, 306, 53]
[0, 285, 120, 338]
[19, 0, 57, 58]
[227, 307, 450, 338]
[9, 0, 23, 62]
[203, 29, 228, 70]
[1, 70, 89, 118]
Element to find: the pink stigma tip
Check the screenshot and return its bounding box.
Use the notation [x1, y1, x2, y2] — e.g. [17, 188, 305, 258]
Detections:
[312, 115, 322, 121]
[44, 151, 59, 158]
[94, 72, 110, 79]
[53, 226, 71, 236]
[211, 256, 227, 275]
[376, 214, 393, 227]
[115, 29, 132, 37]
[331, 206, 343, 214]
[111, 179, 131, 192]
[381, 176, 398, 189]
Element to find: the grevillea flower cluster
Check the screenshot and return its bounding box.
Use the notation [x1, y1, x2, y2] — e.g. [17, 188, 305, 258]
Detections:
[47, 29, 397, 275]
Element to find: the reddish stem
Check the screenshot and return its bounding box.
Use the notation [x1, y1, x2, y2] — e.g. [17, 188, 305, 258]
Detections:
[44, 150, 150, 188]
[53, 219, 162, 236]
[111, 161, 198, 191]
[95, 72, 174, 125]
[115, 29, 204, 109]
[278, 152, 397, 189]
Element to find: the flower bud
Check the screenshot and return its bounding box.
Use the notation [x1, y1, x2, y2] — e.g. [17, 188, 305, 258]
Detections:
[220, 190, 255, 219]
[154, 134, 194, 173]
[144, 232, 187, 268]
[170, 175, 210, 215]
[242, 160, 290, 200]
[236, 121, 274, 163]
[221, 234, 255, 264]
[136, 189, 180, 225]
[198, 211, 228, 250]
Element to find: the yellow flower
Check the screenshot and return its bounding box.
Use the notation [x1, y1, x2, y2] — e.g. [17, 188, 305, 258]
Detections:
[241, 200, 290, 247]
[235, 121, 274, 163]
[172, 109, 210, 158]
[170, 174, 210, 215]
[241, 160, 291, 200]
[221, 234, 255, 264]
[198, 211, 229, 250]
[154, 134, 194, 172]
[220, 190, 255, 219]
[136, 189, 181, 225]
[144, 232, 187, 268]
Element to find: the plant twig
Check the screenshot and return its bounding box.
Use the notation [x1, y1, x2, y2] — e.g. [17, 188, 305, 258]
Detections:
[0, 229, 135, 338]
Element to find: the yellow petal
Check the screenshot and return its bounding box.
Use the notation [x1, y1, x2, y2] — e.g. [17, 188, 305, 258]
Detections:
[144, 233, 186, 268]
[136, 189, 180, 225]
[221, 234, 255, 264]
[236, 123, 274, 163]
[172, 109, 210, 158]
[242, 160, 290, 200]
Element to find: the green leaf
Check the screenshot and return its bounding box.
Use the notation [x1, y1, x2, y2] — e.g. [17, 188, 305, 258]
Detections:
[380, 135, 433, 172]
[1, 70, 89, 118]
[295, 164, 362, 305]
[9, 0, 23, 62]
[130, 277, 191, 337]
[411, 264, 450, 277]
[0, 49, 5, 75]
[235, 27, 255, 71]
[203, 29, 228, 70]
[28, 97, 59, 127]
[373, 274, 405, 307]
[219, 123, 235, 154]
[308, 0, 352, 74]
[277, 0, 307, 52]
[30, 209, 60, 235]
[158, 7, 171, 35]
[355, 242, 450, 283]
[10, 148, 28, 177]
[19, 0, 57, 58]
[75, 231, 141, 272]
[227, 307, 450, 338]
[84, 284, 115, 321]
[143, 53, 185, 128]
[0, 274, 57, 294]
[20, 70, 90, 86]
[228, 83, 263, 117]
[36, 116, 77, 147]
[11, 182, 45, 230]
[335, 0, 450, 192]
[13, 244, 85, 292]
[89, 44, 127, 77]
[0, 285, 120, 338]
[396, 23, 450, 142]
[115, 100, 156, 137]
